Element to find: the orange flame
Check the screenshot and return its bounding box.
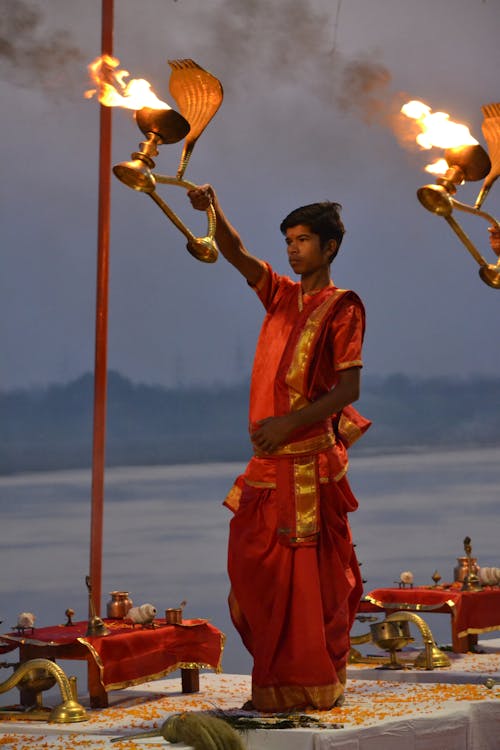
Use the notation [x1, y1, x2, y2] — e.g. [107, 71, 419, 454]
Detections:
[401, 100, 478, 150]
[85, 55, 170, 110]
[425, 158, 449, 176]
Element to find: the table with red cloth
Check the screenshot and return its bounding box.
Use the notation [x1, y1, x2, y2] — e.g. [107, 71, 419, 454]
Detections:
[359, 587, 500, 653]
[0, 618, 225, 708]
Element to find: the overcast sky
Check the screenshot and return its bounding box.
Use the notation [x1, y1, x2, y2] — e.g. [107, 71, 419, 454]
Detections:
[1, 0, 499, 391]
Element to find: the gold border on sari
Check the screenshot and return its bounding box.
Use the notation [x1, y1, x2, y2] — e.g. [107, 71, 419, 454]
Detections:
[255, 431, 334, 457]
[337, 413, 364, 446]
[252, 680, 344, 712]
[293, 456, 320, 539]
[223, 483, 243, 512]
[337, 359, 363, 370]
[286, 290, 347, 411]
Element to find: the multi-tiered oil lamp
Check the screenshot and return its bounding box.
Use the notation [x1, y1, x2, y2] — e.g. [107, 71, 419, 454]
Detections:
[111, 58, 224, 263]
[402, 101, 500, 288]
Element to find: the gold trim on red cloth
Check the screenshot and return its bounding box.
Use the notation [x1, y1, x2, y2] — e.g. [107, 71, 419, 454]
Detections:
[334, 405, 372, 448]
[337, 414, 364, 447]
[244, 479, 276, 488]
[457, 623, 500, 638]
[252, 681, 344, 712]
[244, 470, 347, 489]
[78, 632, 225, 692]
[275, 453, 322, 547]
[365, 594, 456, 611]
[223, 483, 243, 512]
[294, 456, 320, 540]
[337, 359, 363, 370]
[332, 463, 348, 482]
[364, 587, 500, 644]
[286, 290, 347, 411]
[255, 431, 334, 457]
[0, 620, 226, 694]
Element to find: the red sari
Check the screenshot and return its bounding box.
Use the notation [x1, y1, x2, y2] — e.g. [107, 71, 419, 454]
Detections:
[224, 264, 369, 712]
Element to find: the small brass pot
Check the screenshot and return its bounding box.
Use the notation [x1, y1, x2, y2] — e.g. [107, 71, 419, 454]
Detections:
[370, 619, 411, 649]
[165, 608, 183, 625]
[106, 591, 133, 619]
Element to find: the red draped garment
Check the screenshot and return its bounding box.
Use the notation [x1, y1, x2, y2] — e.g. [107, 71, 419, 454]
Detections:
[224, 263, 369, 712]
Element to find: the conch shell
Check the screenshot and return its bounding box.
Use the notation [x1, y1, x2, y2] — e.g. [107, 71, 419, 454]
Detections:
[400, 571, 414, 585]
[17, 612, 36, 628]
[126, 603, 157, 625]
[479, 567, 500, 586]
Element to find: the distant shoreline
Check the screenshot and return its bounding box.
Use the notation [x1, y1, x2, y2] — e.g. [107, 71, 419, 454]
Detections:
[1, 443, 499, 481]
[2, 370, 500, 476]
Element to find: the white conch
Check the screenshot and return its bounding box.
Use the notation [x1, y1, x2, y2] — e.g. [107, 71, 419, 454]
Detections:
[126, 603, 157, 624]
[479, 567, 500, 586]
[400, 571, 414, 584]
[17, 612, 36, 628]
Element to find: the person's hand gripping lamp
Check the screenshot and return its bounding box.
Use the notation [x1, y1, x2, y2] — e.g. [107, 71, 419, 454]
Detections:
[113, 59, 223, 263]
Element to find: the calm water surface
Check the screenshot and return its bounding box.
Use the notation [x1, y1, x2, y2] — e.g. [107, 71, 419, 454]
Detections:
[1, 447, 499, 695]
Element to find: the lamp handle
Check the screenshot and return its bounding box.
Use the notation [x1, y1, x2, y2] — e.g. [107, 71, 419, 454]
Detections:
[148, 175, 218, 264]
[450, 197, 500, 230]
[444, 198, 500, 288]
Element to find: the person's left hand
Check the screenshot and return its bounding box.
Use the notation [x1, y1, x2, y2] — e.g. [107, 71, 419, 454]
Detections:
[251, 415, 296, 454]
[187, 184, 214, 211]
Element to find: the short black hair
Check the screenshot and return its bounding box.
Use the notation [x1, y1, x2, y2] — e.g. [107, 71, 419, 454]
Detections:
[280, 201, 345, 260]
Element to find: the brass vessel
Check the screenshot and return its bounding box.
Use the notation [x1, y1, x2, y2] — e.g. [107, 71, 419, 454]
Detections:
[416, 102, 500, 290]
[0, 659, 87, 723]
[106, 591, 133, 619]
[113, 59, 224, 264]
[370, 619, 413, 669]
[387, 612, 450, 670]
[165, 600, 186, 625]
[371, 612, 450, 670]
[165, 608, 183, 625]
[461, 536, 482, 591]
[454, 556, 479, 583]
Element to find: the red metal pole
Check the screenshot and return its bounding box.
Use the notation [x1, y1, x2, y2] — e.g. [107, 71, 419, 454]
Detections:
[89, 0, 114, 617]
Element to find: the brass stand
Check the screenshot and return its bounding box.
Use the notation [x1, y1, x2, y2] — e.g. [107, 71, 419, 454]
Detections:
[85, 575, 111, 636]
[462, 536, 482, 592]
[370, 619, 414, 669]
[0, 659, 87, 723]
[386, 612, 451, 670]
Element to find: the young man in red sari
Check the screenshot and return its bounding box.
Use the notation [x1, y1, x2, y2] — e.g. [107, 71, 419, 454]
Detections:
[189, 185, 370, 712]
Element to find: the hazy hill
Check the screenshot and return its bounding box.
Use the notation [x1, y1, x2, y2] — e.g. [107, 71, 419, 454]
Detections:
[1, 371, 500, 474]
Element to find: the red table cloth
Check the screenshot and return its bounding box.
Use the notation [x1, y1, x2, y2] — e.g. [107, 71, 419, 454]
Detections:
[0, 618, 225, 691]
[364, 587, 500, 640]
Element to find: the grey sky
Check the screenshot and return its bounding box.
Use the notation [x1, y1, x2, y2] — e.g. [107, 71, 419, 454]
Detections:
[1, 0, 499, 390]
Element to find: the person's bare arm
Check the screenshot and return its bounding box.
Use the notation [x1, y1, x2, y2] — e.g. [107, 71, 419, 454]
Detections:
[251, 367, 361, 454]
[188, 184, 264, 285]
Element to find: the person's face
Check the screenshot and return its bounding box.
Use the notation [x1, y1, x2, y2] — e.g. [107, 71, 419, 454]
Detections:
[285, 224, 335, 276]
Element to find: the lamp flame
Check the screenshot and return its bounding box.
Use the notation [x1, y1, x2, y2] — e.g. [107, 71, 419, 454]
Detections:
[425, 158, 449, 176]
[85, 55, 170, 110]
[401, 100, 478, 150]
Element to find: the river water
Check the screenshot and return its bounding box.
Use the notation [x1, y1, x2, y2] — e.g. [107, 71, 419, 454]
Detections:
[1, 446, 499, 695]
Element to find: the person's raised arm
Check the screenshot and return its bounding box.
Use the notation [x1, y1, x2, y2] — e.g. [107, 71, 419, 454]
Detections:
[187, 184, 264, 285]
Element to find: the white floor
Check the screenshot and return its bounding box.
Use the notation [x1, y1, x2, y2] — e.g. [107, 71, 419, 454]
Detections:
[1, 641, 500, 749]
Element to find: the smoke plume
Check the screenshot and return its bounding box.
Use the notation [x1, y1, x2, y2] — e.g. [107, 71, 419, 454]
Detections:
[0, 0, 84, 92]
[195, 0, 398, 125]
